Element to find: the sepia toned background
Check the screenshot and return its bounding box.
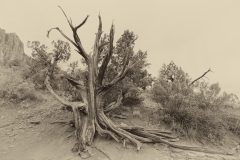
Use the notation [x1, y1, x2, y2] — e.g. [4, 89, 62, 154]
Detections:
[1, 0, 240, 97]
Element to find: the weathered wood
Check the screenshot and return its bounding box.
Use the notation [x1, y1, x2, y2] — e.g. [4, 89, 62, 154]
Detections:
[97, 24, 114, 86]
[45, 7, 228, 158]
[111, 114, 126, 119]
[104, 90, 123, 115]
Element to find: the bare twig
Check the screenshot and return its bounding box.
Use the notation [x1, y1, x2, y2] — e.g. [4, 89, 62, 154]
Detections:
[189, 69, 212, 86]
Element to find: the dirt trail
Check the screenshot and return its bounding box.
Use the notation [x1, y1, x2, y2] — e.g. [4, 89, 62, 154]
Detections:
[0, 92, 239, 160]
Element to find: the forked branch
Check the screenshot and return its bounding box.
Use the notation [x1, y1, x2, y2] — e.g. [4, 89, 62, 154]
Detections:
[47, 27, 78, 49]
[47, 6, 89, 61]
[58, 6, 89, 60]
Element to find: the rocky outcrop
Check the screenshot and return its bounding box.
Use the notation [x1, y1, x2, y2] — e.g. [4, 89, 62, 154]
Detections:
[0, 28, 27, 65]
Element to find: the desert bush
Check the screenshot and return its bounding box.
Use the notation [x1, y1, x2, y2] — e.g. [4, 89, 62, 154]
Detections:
[0, 68, 40, 104]
[6, 82, 39, 103]
[161, 103, 225, 142]
[221, 112, 240, 137]
[122, 83, 144, 106]
[21, 68, 32, 79]
[152, 61, 238, 143]
[31, 69, 47, 90]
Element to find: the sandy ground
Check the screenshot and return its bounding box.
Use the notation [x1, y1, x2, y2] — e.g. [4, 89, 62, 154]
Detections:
[0, 91, 239, 160]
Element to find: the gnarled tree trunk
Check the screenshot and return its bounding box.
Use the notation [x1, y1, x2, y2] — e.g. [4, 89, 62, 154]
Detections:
[44, 6, 229, 158]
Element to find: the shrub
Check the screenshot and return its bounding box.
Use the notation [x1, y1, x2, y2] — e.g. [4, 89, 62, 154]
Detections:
[0, 67, 40, 104]
[222, 113, 240, 138]
[161, 103, 225, 142]
[151, 61, 238, 143]
[8, 59, 22, 67]
[31, 69, 47, 90]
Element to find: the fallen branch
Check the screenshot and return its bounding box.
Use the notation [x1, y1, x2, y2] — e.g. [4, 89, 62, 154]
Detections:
[147, 130, 177, 139]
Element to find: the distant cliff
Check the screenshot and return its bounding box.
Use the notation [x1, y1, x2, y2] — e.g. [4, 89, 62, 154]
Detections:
[0, 28, 29, 65]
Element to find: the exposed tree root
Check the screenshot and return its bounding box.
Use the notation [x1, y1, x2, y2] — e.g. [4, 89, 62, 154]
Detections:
[141, 130, 177, 139]
[95, 120, 120, 142]
[98, 111, 144, 150]
[145, 129, 172, 134]
[96, 111, 231, 156]
[129, 129, 230, 155]
[111, 114, 126, 119]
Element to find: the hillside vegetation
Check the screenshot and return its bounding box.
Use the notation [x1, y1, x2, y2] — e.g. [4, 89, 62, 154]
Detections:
[151, 61, 240, 144]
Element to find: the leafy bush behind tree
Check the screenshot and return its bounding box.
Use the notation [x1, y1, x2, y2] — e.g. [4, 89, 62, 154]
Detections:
[152, 61, 240, 143]
[24, 30, 153, 109]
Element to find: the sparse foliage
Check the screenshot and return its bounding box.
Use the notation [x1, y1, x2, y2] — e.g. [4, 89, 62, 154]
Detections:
[26, 40, 71, 89]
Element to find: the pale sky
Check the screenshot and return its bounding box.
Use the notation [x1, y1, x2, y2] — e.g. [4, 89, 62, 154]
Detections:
[1, 0, 240, 97]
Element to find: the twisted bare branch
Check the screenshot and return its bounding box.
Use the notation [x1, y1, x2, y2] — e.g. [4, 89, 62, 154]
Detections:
[47, 6, 89, 61]
[189, 69, 212, 86]
[47, 27, 78, 49]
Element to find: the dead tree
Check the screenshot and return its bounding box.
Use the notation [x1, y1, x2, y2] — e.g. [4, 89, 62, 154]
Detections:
[45, 7, 228, 158]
